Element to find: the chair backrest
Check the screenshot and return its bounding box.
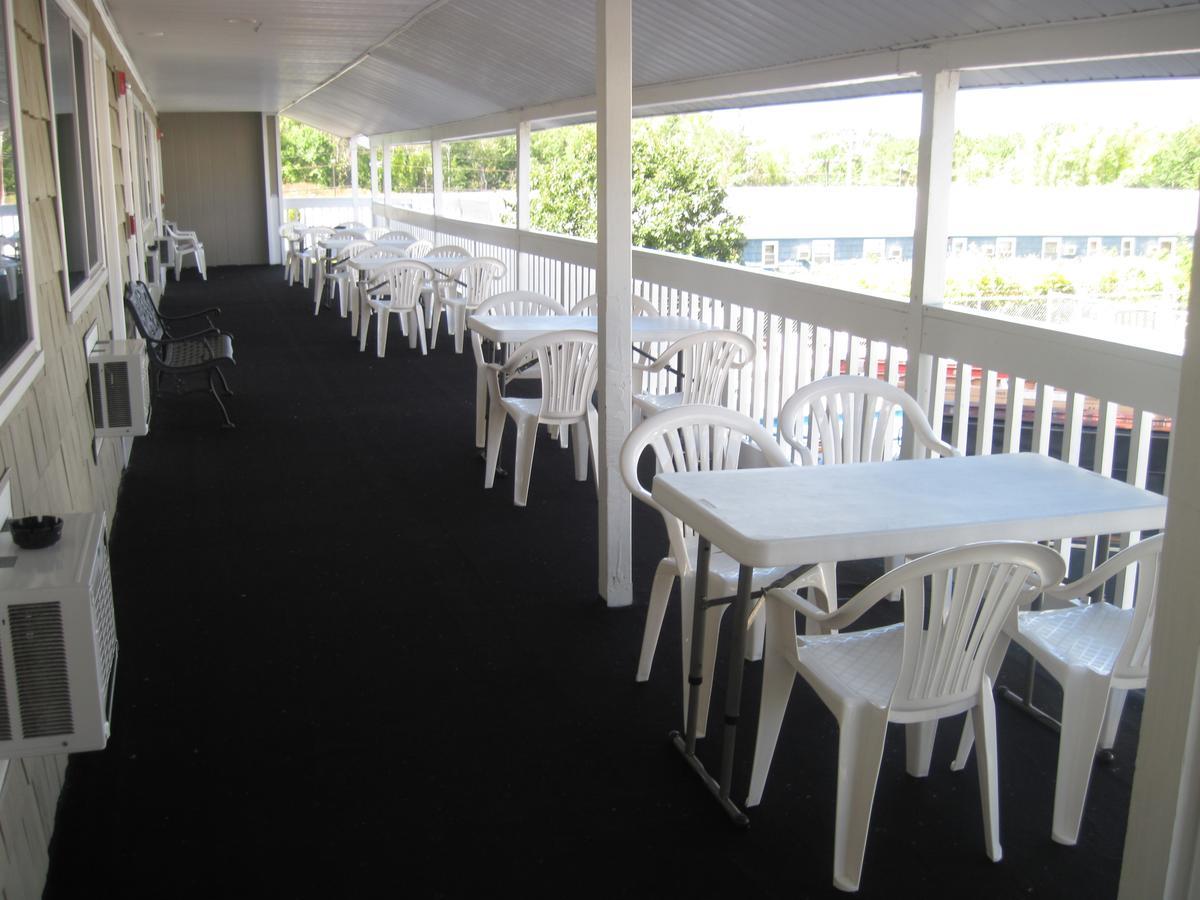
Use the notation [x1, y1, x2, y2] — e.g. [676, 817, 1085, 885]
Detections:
[429, 244, 468, 257]
[1041, 533, 1164, 680]
[356, 246, 406, 262]
[460, 257, 506, 305]
[379, 230, 414, 241]
[381, 261, 435, 310]
[405, 239, 433, 258]
[302, 226, 334, 250]
[568, 293, 658, 316]
[470, 291, 567, 366]
[861, 542, 1066, 716]
[332, 240, 375, 265]
[639, 330, 755, 406]
[501, 330, 599, 422]
[335, 221, 366, 229]
[779, 374, 957, 466]
[124, 281, 164, 344]
[620, 404, 791, 575]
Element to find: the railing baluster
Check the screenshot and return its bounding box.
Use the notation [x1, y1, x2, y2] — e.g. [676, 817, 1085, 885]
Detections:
[976, 369, 998, 456]
[1031, 383, 1053, 455]
[1003, 375, 1026, 454]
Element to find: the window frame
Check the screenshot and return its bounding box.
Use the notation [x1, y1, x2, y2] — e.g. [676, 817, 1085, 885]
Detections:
[42, 0, 105, 322]
[760, 240, 778, 268]
[0, 0, 45, 425]
[996, 237, 1016, 259]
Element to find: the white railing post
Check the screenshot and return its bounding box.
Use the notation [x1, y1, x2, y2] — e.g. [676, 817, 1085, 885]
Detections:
[517, 120, 532, 291]
[596, 0, 633, 607]
[906, 68, 958, 459]
[350, 136, 360, 223]
[369, 145, 380, 226]
[432, 139, 444, 239]
[383, 143, 393, 210]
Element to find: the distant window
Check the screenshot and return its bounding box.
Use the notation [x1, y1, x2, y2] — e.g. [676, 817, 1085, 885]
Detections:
[1087, 237, 1103, 255]
[887, 244, 903, 260]
[1061, 242, 1077, 258]
[983, 244, 995, 258]
[46, 0, 102, 300]
[812, 239, 834, 264]
[794, 243, 811, 262]
[1042, 237, 1061, 260]
[761, 240, 778, 268]
[1121, 237, 1135, 257]
[1158, 237, 1177, 255]
[950, 237, 966, 255]
[863, 238, 885, 260]
[996, 237, 1016, 259]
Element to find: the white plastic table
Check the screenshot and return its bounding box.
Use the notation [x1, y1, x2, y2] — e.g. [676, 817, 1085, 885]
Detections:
[651, 451, 1168, 824]
[467, 314, 712, 344]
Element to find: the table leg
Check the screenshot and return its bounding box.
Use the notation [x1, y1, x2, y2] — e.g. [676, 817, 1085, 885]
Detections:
[671, 537, 750, 827]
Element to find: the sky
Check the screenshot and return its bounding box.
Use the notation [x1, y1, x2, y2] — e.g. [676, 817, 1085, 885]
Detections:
[709, 78, 1200, 143]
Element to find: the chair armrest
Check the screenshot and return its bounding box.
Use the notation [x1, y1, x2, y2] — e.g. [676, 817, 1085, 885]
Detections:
[766, 585, 878, 632]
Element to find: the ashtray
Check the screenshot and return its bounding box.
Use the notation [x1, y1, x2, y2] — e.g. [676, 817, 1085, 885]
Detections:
[10, 515, 63, 549]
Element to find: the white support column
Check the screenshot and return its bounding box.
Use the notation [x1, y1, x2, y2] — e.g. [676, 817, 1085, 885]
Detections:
[596, 0, 633, 606]
[383, 143, 393, 210]
[262, 114, 282, 266]
[904, 69, 958, 459]
[516, 120, 532, 290]
[350, 136, 360, 224]
[1119, 200, 1200, 900]
[370, 146, 381, 226]
[431, 139, 444, 234]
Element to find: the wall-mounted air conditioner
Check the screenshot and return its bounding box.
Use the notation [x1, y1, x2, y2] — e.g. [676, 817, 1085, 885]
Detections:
[88, 339, 149, 438]
[0, 513, 117, 757]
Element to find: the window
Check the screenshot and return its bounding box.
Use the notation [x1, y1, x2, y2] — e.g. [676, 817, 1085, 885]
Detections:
[887, 244, 903, 260]
[1087, 237, 1103, 255]
[794, 243, 811, 262]
[1061, 242, 1077, 258]
[812, 239, 834, 264]
[46, 0, 102, 305]
[996, 237, 1016, 259]
[1158, 237, 1177, 255]
[761, 240, 778, 268]
[1041, 237, 1061, 260]
[950, 237, 967, 255]
[863, 238, 885, 260]
[1121, 237, 1135, 257]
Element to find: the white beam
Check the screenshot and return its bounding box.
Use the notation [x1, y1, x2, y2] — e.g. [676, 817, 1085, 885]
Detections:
[596, 0, 633, 607]
[431, 139, 444, 224]
[369, 150, 380, 226]
[516, 120, 532, 290]
[1119, 196, 1200, 900]
[350, 136, 360, 223]
[261, 114, 282, 266]
[365, 6, 1200, 146]
[383, 143, 393, 209]
[904, 70, 957, 458]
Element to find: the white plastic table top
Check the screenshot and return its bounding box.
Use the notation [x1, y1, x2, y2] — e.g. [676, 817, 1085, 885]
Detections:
[468, 314, 712, 344]
[652, 452, 1167, 568]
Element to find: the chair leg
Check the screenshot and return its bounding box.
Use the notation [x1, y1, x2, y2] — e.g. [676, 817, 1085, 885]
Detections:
[831, 704, 890, 893]
[174, 256, 182, 281]
[474, 368, 488, 450]
[952, 716, 976, 773]
[215, 367, 234, 396]
[313, 270, 325, 315]
[453, 307, 466, 354]
[1052, 669, 1111, 845]
[429, 301, 442, 349]
[1098, 688, 1128, 752]
[586, 405, 599, 492]
[972, 682, 1003, 862]
[636, 560, 678, 682]
[746, 631, 797, 806]
[905, 721, 938, 778]
[198, 249, 207, 280]
[414, 306, 427, 355]
[207, 370, 235, 429]
[511, 418, 538, 506]
[359, 310, 372, 352]
[570, 419, 588, 481]
[376, 310, 390, 357]
[483, 397, 507, 489]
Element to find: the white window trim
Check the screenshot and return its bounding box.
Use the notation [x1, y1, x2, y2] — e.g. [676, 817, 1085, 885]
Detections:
[43, 0, 107, 322]
[0, 0, 45, 426]
[761, 239, 778, 268]
[1041, 236, 1062, 259]
[996, 237, 1016, 258]
[1087, 237, 1103, 255]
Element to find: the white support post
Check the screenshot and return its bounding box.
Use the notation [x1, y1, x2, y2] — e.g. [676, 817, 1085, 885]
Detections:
[431, 139, 444, 235]
[383, 143, 393, 210]
[1119, 198, 1200, 900]
[369, 147, 380, 225]
[350, 136, 360, 224]
[596, 0, 633, 606]
[262, 114, 282, 266]
[904, 69, 958, 459]
[516, 120, 532, 290]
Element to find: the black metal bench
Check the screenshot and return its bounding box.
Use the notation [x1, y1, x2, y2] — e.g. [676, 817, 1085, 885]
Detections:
[124, 281, 237, 429]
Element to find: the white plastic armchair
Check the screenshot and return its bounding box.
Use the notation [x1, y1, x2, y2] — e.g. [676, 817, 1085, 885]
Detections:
[567, 293, 659, 316]
[345, 246, 407, 337]
[405, 239, 433, 259]
[297, 227, 334, 289]
[362, 260, 435, 356]
[483, 330, 599, 507]
[377, 230, 414, 242]
[165, 222, 206, 281]
[433, 254, 504, 353]
[747, 541, 1065, 892]
[280, 224, 304, 284]
[620, 404, 834, 736]
[469, 291, 567, 449]
[324, 240, 377, 318]
[951, 533, 1164, 846]
[632, 330, 755, 417]
[335, 220, 366, 230]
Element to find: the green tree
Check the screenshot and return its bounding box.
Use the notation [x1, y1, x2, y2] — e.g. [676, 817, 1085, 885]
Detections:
[529, 118, 745, 263]
[1136, 125, 1200, 189]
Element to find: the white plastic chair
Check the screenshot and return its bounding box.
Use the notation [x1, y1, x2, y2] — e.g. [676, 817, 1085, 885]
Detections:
[405, 239, 433, 259]
[335, 221, 366, 230]
[567, 293, 658, 316]
[620, 404, 834, 735]
[313, 233, 366, 311]
[779, 374, 960, 614]
[297, 227, 334, 289]
[361, 260, 434, 356]
[165, 222, 206, 281]
[483, 330, 598, 507]
[280, 224, 303, 284]
[377, 230, 414, 242]
[439, 255, 504, 355]
[747, 541, 1066, 892]
[951, 533, 1164, 846]
[426, 248, 486, 350]
[345, 247, 407, 337]
[470, 290, 567, 449]
[320, 240, 374, 317]
[632, 330, 755, 417]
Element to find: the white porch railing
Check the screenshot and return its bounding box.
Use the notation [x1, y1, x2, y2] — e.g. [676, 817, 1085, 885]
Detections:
[284, 195, 1183, 584]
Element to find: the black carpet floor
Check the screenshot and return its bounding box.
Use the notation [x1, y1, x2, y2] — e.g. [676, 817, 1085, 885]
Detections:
[42, 266, 1137, 898]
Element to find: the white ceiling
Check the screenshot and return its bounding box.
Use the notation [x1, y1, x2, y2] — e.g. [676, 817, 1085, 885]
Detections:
[105, 0, 1200, 137]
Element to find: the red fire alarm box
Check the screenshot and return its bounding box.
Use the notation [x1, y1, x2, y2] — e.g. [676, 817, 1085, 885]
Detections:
[115, 70, 126, 96]
[127, 214, 136, 235]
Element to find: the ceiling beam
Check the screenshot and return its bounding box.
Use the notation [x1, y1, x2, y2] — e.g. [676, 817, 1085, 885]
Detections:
[363, 4, 1200, 146]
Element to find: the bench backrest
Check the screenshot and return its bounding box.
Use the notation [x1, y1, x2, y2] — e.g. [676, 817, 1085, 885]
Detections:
[124, 281, 164, 343]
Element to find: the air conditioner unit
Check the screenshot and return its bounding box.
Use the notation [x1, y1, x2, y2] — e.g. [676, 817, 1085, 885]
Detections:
[88, 339, 150, 437]
[0, 512, 117, 757]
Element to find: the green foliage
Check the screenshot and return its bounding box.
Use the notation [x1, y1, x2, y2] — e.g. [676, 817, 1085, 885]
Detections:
[1135, 125, 1200, 189]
